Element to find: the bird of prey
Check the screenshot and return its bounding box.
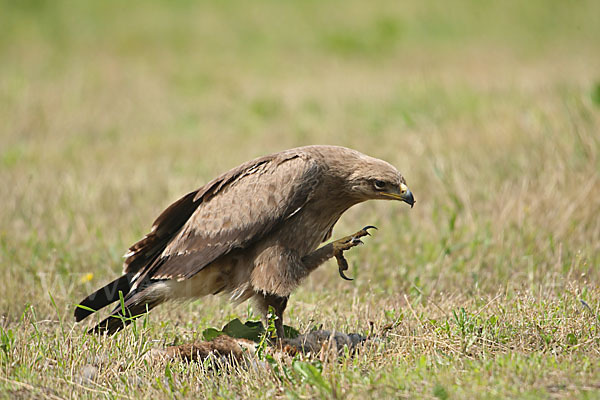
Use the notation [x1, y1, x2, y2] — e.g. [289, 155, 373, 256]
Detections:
[74, 145, 415, 338]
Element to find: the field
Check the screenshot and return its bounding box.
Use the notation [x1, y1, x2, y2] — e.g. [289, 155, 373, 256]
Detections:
[1, 1, 600, 398]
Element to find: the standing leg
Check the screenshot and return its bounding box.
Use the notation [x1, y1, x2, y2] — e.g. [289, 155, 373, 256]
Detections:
[255, 292, 289, 338]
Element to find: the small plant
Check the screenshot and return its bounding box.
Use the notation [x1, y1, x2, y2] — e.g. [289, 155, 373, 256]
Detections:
[0, 326, 14, 364]
[256, 306, 278, 360]
[290, 359, 334, 397]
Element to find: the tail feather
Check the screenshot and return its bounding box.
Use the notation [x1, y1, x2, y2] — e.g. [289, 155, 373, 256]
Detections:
[89, 290, 163, 335]
[74, 274, 133, 322]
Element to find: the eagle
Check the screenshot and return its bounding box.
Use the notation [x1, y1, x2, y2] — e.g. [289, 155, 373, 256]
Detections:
[74, 145, 415, 338]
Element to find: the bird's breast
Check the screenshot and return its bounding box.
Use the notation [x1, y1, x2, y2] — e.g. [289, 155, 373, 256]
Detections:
[276, 203, 347, 255]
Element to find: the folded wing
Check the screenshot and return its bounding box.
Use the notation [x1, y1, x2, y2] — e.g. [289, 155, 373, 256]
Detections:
[125, 151, 320, 286]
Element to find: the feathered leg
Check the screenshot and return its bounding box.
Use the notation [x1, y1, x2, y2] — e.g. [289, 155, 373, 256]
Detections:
[301, 226, 376, 279]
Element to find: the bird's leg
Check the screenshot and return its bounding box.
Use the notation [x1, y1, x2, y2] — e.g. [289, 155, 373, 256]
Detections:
[301, 226, 377, 280]
[331, 226, 377, 280]
[257, 292, 289, 339]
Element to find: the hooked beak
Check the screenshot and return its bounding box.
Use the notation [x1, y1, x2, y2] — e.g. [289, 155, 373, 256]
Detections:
[382, 183, 415, 208]
[401, 188, 415, 208]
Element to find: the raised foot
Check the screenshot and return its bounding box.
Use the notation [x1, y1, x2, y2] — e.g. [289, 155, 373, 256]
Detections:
[332, 226, 377, 281]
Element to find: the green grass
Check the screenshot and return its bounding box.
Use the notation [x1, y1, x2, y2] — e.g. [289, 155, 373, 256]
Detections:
[1, 0, 600, 398]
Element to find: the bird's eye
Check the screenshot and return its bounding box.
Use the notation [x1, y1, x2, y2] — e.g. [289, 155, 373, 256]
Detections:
[374, 180, 386, 190]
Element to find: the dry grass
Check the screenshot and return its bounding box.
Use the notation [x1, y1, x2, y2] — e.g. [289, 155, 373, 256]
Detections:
[1, 0, 600, 398]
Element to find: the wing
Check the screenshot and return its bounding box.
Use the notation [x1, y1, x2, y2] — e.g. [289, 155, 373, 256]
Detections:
[123, 189, 201, 275]
[125, 150, 321, 284]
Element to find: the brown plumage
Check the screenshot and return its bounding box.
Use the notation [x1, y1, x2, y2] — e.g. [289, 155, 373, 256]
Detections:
[74, 145, 415, 337]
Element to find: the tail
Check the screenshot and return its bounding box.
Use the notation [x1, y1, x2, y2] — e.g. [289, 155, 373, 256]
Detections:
[89, 291, 163, 335]
[74, 274, 134, 322]
[75, 275, 166, 335]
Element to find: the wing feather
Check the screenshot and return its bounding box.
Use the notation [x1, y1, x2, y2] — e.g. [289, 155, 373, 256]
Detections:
[125, 150, 320, 283]
[123, 189, 201, 275]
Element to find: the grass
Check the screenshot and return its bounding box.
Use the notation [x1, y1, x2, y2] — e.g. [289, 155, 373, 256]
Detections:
[1, 0, 600, 398]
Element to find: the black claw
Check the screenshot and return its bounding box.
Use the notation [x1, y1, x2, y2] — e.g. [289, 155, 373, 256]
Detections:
[339, 269, 354, 281]
[363, 225, 378, 234]
[335, 253, 354, 281]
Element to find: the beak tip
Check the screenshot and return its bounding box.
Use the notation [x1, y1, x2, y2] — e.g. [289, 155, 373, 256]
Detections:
[403, 189, 415, 208]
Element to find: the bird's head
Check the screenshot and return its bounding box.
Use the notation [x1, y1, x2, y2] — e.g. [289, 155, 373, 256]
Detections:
[345, 153, 415, 208]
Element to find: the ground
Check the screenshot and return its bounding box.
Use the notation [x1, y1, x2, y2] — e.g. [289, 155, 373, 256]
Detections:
[1, 1, 600, 398]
